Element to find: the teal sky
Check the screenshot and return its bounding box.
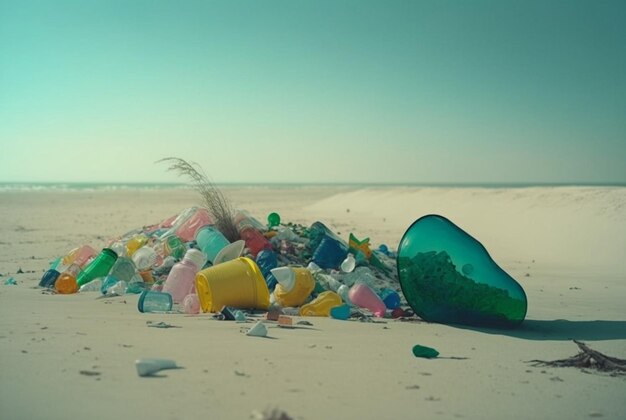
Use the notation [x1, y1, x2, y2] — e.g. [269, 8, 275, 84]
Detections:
[1, 0, 625, 184]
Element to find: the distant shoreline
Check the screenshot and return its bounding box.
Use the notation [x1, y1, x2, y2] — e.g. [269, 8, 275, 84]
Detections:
[1, 181, 625, 192]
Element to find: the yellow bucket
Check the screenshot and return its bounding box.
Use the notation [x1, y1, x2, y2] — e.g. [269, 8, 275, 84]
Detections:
[195, 257, 270, 313]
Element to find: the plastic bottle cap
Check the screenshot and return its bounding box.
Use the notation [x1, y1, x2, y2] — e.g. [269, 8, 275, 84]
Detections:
[270, 267, 295, 292]
[184, 248, 207, 269]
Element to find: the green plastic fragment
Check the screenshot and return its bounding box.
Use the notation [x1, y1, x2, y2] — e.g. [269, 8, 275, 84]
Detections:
[267, 212, 281, 228]
[412, 344, 439, 359]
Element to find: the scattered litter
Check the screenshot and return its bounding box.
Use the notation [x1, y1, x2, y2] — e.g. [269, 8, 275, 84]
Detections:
[146, 321, 180, 329]
[412, 344, 440, 359]
[234, 310, 247, 323]
[251, 408, 294, 420]
[4, 277, 17, 285]
[79, 370, 101, 376]
[277, 315, 293, 328]
[528, 340, 626, 375]
[247, 321, 268, 337]
[135, 358, 179, 377]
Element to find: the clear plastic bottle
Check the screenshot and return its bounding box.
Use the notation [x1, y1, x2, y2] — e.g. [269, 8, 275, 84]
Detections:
[126, 235, 149, 256]
[108, 257, 137, 282]
[162, 249, 207, 303]
[131, 246, 157, 271]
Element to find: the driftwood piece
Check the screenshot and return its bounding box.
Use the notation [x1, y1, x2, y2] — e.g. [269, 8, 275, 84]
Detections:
[528, 340, 626, 375]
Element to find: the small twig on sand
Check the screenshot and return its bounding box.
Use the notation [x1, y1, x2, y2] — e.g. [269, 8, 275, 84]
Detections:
[528, 340, 626, 375]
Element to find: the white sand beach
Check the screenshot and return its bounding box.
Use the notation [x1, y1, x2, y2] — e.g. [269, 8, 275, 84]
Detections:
[0, 186, 625, 420]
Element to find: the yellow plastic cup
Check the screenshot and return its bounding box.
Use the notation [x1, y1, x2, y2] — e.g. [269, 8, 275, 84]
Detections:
[195, 257, 270, 313]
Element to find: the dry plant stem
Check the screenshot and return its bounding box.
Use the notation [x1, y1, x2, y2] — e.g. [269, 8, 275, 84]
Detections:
[528, 340, 626, 374]
[158, 157, 239, 242]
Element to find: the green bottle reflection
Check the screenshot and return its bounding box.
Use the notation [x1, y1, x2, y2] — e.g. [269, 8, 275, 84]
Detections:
[397, 215, 527, 328]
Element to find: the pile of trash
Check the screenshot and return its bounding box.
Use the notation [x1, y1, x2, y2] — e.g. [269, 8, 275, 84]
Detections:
[38, 206, 408, 321]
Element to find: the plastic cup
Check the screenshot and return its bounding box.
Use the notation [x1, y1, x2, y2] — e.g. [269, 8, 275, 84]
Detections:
[195, 257, 270, 313]
[137, 290, 173, 313]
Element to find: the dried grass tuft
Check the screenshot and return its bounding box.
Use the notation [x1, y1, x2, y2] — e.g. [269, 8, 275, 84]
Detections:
[158, 157, 239, 242]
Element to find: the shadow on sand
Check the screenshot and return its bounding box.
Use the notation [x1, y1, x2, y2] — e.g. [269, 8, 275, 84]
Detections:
[451, 319, 626, 341]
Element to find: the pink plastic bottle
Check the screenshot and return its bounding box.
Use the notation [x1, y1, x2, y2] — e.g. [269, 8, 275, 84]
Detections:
[348, 283, 387, 317]
[162, 249, 207, 303]
[62, 245, 98, 268]
[175, 208, 213, 242]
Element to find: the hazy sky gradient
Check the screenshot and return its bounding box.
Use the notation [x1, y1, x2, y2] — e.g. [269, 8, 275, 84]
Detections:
[1, 0, 625, 184]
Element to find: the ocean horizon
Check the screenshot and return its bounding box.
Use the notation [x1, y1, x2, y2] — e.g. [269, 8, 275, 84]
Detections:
[1, 181, 624, 192]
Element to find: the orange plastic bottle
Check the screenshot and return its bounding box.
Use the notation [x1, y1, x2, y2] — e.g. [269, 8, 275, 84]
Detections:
[55, 264, 81, 294]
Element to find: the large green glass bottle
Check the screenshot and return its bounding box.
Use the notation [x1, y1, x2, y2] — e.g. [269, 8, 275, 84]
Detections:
[397, 215, 527, 328]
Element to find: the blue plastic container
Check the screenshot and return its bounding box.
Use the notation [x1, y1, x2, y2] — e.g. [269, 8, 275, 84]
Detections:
[312, 237, 348, 269]
[379, 288, 401, 309]
[255, 249, 278, 290]
[39, 269, 60, 288]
